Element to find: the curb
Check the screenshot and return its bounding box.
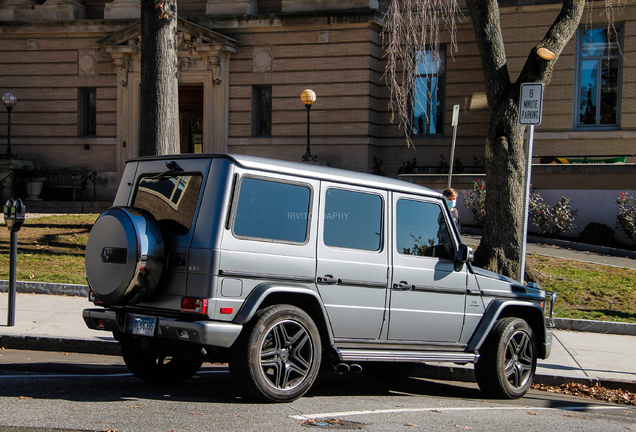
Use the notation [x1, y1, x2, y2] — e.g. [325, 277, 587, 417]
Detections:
[0, 335, 121, 356]
[411, 363, 636, 394]
[462, 227, 636, 260]
[0, 280, 88, 297]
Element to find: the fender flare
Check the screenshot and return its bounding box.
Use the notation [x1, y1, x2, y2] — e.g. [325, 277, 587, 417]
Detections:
[467, 298, 547, 356]
[232, 282, 335, 347]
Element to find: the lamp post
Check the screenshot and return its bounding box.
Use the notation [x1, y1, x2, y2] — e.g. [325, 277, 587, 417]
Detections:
[300, 89, 316, 162]
[2, 93, 17, 160]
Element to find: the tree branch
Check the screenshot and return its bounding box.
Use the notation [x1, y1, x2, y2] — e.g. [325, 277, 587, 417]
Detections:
[466, 0, 510, 114]
[517, 0, 585, 86]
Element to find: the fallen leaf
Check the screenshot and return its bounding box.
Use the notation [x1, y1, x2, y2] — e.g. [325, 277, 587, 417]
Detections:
[19, 396, 33, 399]
[431, 409, 442, 413]
[131, 404, 143, 409]
[190, 412, 203, 416]
[404, 423, 417, 427]
[528, 412, 538, 415]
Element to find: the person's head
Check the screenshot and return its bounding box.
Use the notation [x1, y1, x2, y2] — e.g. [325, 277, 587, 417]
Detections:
[443, 188, 457, 209]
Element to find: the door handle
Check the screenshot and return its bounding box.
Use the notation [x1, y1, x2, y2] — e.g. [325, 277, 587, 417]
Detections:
[318, 275, 338, 284]
[393, 281, 413, 290]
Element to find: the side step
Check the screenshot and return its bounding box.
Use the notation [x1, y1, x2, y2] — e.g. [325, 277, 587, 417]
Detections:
[338, 349, 479, 364]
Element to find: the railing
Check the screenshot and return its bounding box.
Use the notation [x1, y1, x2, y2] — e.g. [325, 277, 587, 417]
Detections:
[0, 169, 16, 206]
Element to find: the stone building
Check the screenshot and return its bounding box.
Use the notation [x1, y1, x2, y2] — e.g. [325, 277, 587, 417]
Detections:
[0, 0, 634, 234]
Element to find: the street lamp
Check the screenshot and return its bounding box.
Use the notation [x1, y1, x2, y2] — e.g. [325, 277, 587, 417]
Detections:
[300, 89, 316, 162]
[2, 93, 17, 159]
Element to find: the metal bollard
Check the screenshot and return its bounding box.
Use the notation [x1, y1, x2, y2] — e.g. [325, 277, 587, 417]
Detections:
[3, 198, 25, 326]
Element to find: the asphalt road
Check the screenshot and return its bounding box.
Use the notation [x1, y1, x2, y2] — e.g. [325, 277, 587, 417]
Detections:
[1, 350, 634, 432]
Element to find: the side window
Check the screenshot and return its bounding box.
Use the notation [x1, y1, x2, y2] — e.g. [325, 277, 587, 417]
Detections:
[233, 177, 311, 244]
[397, 199, 455, 260]
[323, 188, 382, 251]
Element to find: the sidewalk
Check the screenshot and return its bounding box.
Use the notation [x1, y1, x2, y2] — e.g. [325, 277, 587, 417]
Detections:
[1, 291, 635, 392]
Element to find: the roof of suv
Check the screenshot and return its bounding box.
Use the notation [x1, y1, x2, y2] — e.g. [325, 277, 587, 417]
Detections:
[128, 153, 442, 198]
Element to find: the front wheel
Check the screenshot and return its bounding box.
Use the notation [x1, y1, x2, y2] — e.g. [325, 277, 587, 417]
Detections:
[474, 317, 537, 399]
[121, 345, 202, 385]
[230, 304, 322, 402]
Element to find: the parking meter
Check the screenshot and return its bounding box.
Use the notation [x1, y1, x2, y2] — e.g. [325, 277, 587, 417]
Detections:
[4, 198, 25, 326]
[4, 198, 26, 232]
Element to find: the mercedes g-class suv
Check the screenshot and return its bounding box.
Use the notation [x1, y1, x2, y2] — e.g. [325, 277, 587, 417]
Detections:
[83, 154, 555, 402]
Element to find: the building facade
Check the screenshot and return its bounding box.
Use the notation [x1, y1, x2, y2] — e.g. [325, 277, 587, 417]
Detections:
[0, 0, 634, 234]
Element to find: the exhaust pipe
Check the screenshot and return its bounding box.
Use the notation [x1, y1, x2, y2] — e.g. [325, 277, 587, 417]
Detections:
[349, 364, 363, 374]
[334, 363, 350, 373]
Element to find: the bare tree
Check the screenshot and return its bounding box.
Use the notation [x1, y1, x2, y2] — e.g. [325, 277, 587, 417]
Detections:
[139, 0, 180, 156]
[383, 0, 614, 277]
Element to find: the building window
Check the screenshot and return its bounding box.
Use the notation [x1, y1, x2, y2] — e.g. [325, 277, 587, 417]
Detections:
[413, 48, 445, 136]
[252, 85, 272, 137]
[79, 88, 96, 136]
[575, 25, 622, 129]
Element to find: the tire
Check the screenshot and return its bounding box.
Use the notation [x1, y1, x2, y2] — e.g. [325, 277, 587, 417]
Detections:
[85, 207, 164, 305]
[122, 345, 202, 385]
[474, 317, 537, 399]
[229, 304, 322, 402]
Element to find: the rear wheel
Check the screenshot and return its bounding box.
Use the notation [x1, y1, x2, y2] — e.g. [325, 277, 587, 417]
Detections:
[122, 345, 202, 385]
[230, 304, 322, 402]
[474, 317, 537, 399]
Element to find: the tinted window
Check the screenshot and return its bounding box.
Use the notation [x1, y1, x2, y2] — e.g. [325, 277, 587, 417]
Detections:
[234, 177, 311, 243]
[324, 188, 382, 251]
[133, 174, 202, 236]
[397, 199, 454, 259]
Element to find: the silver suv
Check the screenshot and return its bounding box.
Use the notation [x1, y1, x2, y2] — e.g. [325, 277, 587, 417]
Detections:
[83, 154, 555, 402]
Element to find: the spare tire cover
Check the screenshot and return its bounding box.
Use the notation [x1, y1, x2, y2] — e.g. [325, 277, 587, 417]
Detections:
[85, 207, 164, 305]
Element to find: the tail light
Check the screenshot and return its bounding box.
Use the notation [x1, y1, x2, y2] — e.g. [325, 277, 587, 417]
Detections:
[88, 289, 104, 305]
[181, 297, 208, 314]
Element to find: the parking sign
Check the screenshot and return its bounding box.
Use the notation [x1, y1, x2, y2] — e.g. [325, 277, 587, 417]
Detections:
[519, 83, 543, 125]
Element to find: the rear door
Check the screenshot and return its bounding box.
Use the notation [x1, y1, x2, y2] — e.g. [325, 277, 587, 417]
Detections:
[315, 183, 389, 339]
[388, 195, 467, 343]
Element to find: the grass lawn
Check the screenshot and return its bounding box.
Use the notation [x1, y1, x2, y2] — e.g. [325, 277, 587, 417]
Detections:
[1, 214, 635, 323]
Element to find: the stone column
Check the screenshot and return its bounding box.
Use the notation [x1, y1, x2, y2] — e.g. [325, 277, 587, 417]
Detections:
[0, 0, 42, 21]
[206, 0, 257, 16]
[282, 0, 378, 12]
[104, 0, 140, 19]
[104, 45, 138, 88]
[33, 0, 86, 20]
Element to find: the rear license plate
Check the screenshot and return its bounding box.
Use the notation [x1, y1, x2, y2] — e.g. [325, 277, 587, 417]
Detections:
[132, 316, 156, 337]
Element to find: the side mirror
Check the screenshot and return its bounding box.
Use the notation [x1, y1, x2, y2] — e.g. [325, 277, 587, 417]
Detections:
[457, 244, 474, 263]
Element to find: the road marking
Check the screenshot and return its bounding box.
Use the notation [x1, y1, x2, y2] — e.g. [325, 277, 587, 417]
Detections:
[290, 405, 629, 420]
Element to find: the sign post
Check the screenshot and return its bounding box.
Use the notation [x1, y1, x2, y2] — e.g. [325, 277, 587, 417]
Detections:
[3, 198, 25, 326]
[518, 83, 543, 283]
[447, 104, 460, 188]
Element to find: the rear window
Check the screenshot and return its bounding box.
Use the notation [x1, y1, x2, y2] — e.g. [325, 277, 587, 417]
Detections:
[233, 177, 311, 244]
[133, 174, 203, 236]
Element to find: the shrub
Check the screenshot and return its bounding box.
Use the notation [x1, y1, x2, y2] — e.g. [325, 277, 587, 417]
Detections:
[461, 179, 486, 227]
[529, 191, 578, 238]
[578, 222, 618, 247]
[397, 158, 417, 175]
[615, 192, 636, 244]
[371, 156, 387, 176]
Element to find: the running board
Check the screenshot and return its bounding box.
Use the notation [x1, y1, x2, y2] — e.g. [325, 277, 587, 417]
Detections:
[338, 349, 479, 364]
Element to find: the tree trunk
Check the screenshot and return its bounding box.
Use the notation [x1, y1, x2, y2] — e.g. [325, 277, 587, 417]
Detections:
[139, 0, 180, 156]
[466, 0, 585, 277]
